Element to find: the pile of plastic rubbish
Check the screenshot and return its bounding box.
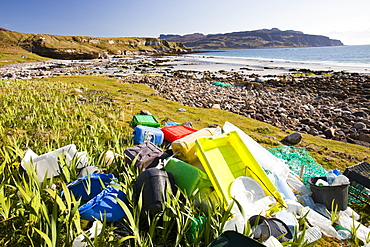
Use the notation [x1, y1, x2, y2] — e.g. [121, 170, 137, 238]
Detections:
[21, 113, 370, 246]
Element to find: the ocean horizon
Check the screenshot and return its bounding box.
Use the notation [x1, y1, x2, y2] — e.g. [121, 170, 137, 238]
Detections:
[188, 45, 370, 68]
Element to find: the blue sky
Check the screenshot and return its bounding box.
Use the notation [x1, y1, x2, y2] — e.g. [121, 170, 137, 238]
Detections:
[1, 0, 369, 45]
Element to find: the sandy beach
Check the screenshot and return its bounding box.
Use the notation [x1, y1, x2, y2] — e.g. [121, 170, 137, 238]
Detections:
[165, 55, 370, 76]
[2, 52, 370, 80]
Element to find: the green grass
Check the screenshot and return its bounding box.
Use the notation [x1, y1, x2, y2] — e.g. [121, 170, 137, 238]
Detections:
[0, 46, 50, 65]
[0, 76, 368, 246]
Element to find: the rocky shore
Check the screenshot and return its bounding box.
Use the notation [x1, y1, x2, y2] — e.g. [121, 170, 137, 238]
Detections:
[123, 74, 370, 147]
[1, 55, 369, 147]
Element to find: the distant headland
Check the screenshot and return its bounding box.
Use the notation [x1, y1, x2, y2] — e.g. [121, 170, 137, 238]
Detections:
[0, 28, 343, 60]
[159, 28, 343, 50]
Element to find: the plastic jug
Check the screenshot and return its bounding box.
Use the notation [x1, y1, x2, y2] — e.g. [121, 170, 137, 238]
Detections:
[135, 168, 177, 216]
[163, 157, 212, 196]
[132, 125, 164, 145]
[171, 128, 215, 163]
[21, 144, 80, 182]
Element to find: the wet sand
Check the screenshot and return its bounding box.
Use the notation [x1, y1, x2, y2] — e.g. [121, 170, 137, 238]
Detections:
[164, 55, 370, 76]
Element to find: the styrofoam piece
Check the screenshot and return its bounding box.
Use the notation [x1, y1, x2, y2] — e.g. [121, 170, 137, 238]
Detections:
[223, 121, 290, 180]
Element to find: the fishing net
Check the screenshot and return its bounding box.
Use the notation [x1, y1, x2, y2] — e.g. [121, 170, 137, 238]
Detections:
[210, 82, 233, 87]
[268, 146, 327, 186]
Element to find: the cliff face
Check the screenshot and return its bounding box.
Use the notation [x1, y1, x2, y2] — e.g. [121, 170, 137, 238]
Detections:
[159, 28, 343, 49]
[0, 29, 191, 59]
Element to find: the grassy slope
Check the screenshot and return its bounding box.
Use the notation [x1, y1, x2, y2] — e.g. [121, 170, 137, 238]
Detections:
[44, 76, 370, 225]
[0, 30, 184, 64]
[43, 76, 368, 170]
[0, 46, 50, 65]
[0, 75, 368, 246]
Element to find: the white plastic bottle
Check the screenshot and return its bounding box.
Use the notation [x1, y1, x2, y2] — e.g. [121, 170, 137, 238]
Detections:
[337, 229, 352, 240]
[315, 179, 329, 186]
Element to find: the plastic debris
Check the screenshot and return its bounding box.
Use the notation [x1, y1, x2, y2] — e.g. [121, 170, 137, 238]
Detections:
[223, 122, 290, 180]
[21, 144, 88, 182]
[210, 81, 233, 87]
[302, 227, 322, 244]
[72, 221, 102, 247]
[300, 207, 341, 239]
[336, 212, 370, 244]
[268, 146, 327, 185]
[66, 173, 128, 222]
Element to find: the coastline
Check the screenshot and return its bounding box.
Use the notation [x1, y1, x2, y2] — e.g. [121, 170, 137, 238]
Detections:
[2, 52, 370, 79]
[1, 53, 369, 148]
[164, 54, 370, 76]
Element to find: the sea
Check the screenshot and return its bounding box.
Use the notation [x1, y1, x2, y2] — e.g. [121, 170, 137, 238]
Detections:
[191, 45, 370, 68]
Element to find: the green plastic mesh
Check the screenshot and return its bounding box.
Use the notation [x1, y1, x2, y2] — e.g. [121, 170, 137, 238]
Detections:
[268, 146, 327, 186]
[348, 182, 370, 205]
[210, 82, 233, 87]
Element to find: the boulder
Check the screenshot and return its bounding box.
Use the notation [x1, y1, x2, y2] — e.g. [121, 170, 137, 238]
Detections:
[282, 132, 302, 145]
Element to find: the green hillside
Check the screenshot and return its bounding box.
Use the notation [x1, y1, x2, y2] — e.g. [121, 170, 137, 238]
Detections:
[0, 28, 190, 61]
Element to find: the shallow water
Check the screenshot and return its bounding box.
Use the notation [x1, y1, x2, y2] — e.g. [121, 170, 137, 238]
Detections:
[191, 45, 370, 68]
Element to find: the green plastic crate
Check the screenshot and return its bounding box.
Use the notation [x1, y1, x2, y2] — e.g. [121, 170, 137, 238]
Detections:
[132, 115, 160, 127]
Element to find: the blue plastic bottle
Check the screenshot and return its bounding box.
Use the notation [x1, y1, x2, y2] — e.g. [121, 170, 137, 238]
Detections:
[326, 170, 337, 185]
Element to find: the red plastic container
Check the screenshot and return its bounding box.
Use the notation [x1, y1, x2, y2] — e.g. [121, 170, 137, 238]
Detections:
[161, 125, 197, 143]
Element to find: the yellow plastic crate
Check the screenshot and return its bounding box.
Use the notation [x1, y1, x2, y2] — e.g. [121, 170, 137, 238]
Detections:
[195, 131, 286, 213]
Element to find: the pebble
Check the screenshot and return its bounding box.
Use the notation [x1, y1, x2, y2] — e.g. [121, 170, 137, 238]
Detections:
[124, 74, 370, 147]
[1, 57, 369, 147]
[353, 122, 367, 130]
